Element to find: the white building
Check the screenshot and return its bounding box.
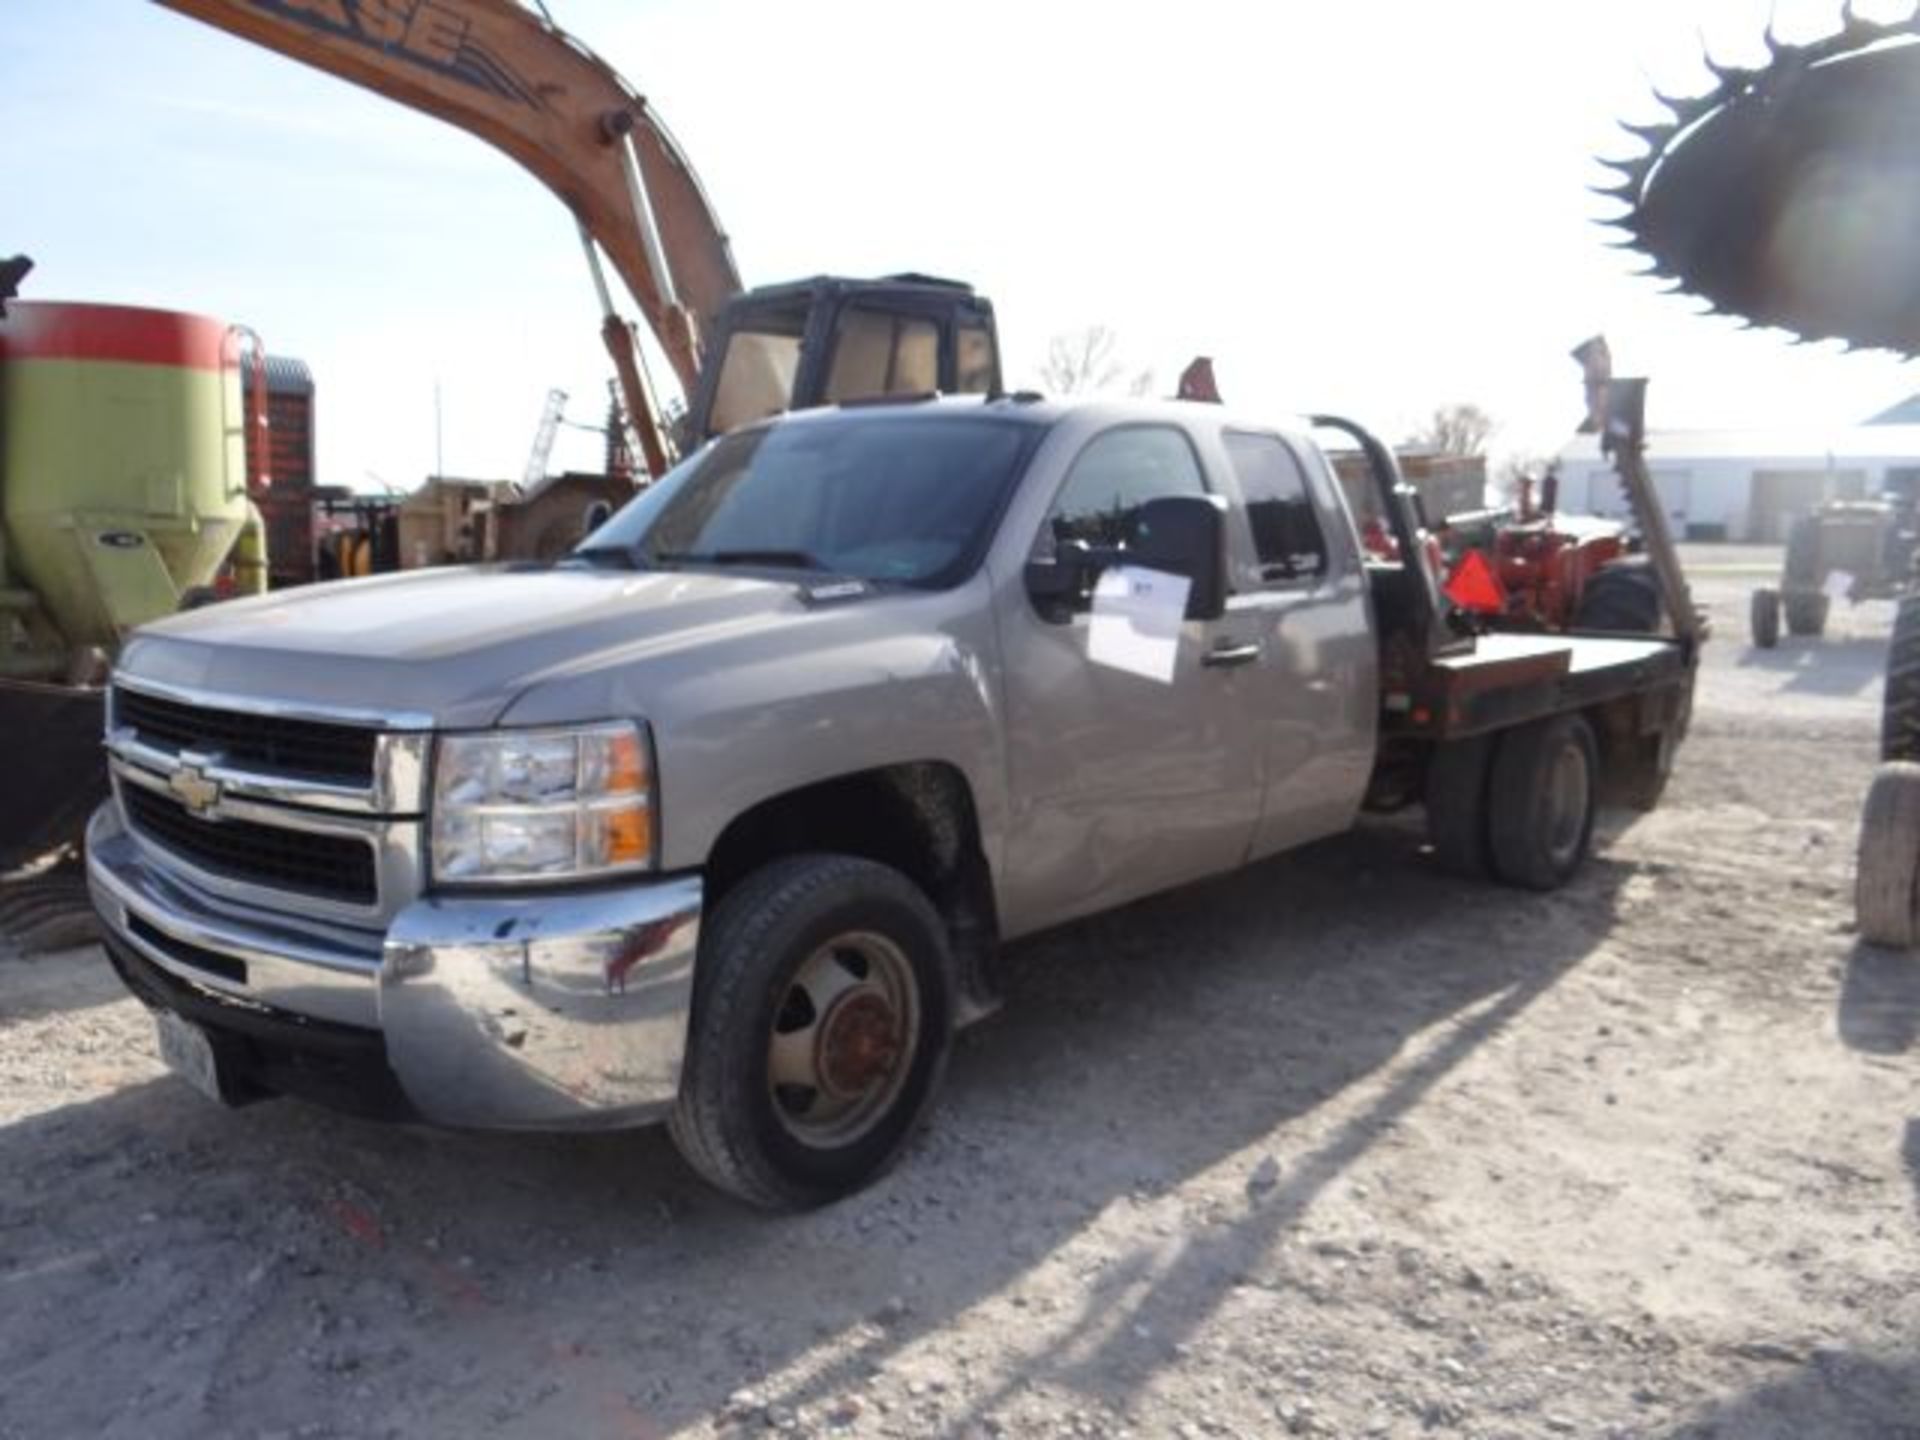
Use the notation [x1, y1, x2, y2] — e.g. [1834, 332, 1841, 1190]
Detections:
[1554, 424, 1920, 542]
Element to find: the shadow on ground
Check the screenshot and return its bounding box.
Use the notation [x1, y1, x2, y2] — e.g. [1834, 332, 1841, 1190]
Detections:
[1736, 635, 1888, 697]
[1838, 941, 1920, 1251]
[1665, 1349, 1920, 1440]
[0, 945, 131, 1022]
[1838, 942, 1920, 1056]
[0, 822, 1629, 1438]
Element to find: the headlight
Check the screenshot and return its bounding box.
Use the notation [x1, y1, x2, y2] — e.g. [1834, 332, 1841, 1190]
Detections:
[430, 722, 653, 885]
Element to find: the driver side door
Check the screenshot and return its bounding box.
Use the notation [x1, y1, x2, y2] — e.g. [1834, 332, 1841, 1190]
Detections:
[996, 423, 1267, 935]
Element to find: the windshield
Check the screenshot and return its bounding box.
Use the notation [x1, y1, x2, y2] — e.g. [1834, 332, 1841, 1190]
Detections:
[584, 414, 1038, 587]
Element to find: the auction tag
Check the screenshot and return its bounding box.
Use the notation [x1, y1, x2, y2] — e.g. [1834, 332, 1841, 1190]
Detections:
[153, 1011, 222, 1103]
[1088, 565, 1191, 683]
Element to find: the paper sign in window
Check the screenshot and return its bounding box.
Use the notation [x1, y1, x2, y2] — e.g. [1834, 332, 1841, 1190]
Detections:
[1088, 565, 1191, 683]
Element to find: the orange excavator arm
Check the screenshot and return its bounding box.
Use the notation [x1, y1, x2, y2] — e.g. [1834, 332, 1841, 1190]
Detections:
[155, 0, 742, 473]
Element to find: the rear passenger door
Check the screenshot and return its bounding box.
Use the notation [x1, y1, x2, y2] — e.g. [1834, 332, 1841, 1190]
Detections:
[1215, 428, 1378, 858]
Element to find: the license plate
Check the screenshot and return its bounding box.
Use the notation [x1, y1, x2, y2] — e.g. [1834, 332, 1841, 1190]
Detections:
[153, 1011, 223, 1103]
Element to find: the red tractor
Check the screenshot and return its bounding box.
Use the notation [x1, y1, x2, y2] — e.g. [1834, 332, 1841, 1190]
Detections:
[1432, 470, 1660, 633]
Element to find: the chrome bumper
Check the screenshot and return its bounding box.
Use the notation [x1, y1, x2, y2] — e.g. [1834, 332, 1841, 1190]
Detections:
[87, 804, 702, 1131]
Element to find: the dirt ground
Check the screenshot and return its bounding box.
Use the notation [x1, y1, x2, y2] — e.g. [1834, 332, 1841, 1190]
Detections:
[2, 545, 1916, 1440]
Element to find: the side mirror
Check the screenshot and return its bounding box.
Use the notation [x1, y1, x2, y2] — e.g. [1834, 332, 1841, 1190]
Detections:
[1023, 499, 1229, 623]
[1127, 494, 1228, 621]
[1024, 540, 1093, 621]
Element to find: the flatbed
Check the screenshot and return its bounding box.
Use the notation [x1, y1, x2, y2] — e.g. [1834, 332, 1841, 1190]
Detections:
[1313, 410, 1700, 850]
[1406, 632, 1691, 741]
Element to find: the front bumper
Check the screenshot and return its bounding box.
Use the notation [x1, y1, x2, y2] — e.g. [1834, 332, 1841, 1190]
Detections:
[87, 804, 702, 1131]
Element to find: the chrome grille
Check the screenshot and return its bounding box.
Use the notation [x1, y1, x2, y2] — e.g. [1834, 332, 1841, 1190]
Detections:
[115, 686, 379, 785]
[123, 784, 379, 905]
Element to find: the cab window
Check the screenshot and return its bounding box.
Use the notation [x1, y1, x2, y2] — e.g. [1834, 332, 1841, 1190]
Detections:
[708, 329, 802, 435]
[1036, 424, 1209, 567]
[1223, 429, 1330, 586]
[824, 309, 939, 401]
[956, 321, 998, 394]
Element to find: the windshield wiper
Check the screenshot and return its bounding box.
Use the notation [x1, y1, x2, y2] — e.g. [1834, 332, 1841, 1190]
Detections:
[568, 546, 648, 570]
[654, 548, 828, 571]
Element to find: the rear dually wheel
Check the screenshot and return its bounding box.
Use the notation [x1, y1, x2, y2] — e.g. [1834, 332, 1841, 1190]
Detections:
[1487, 713, 1600, 891]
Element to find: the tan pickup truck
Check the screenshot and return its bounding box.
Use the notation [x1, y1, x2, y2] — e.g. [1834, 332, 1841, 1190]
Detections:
[88, 396, 1696, 1206]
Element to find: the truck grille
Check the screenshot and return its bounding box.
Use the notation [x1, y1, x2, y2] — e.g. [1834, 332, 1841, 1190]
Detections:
[123, 784, 378, 905]
[115, 687, 379, 786]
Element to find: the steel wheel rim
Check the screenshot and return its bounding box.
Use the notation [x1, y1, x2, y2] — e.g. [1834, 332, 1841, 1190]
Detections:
[1546, 738, 1591, 867]
[767, 930, 920, 1148]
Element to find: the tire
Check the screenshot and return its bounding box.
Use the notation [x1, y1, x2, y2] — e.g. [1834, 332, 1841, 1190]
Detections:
[668, 854, 954, 1209]
[1750, 588, 1780, 649]
[1856, 762, 1920, 948]
[0, 786, 97, 875]
[1572, 560, 1661, 633]
[1425, 734, 1496, 877]
[1784, 514, 1822, 589]
[1784, 592, 1829, 637]
[1883, 595, 1920, 761]
[1616, 724, 1680, 812]
[1487, 713, 1599, 891]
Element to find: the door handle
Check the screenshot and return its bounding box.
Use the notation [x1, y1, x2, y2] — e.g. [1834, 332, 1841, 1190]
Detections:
[1201, 641, 1261, 668]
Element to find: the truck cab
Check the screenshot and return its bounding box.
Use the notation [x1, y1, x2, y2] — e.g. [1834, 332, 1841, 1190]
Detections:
[686, 275, 1002, 442]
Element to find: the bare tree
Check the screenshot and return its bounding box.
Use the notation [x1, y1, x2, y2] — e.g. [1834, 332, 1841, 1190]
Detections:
[1036, 325, 1153, 396]
[1408, 402, 1496, 458]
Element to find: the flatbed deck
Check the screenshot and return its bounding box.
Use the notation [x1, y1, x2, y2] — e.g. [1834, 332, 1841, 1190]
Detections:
[1401, 630, 1692, 740]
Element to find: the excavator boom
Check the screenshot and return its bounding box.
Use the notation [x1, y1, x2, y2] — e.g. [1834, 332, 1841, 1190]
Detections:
[156, 0, 741, 433]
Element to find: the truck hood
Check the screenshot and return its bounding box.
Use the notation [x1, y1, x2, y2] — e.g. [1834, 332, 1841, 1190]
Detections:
[117, 565, 851, 729]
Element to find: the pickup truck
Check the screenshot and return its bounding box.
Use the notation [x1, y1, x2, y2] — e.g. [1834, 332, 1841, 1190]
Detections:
[87, 396, 1697, 1208]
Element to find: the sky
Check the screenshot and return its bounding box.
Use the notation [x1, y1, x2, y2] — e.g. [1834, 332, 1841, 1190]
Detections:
[7, 0, 1920, 492]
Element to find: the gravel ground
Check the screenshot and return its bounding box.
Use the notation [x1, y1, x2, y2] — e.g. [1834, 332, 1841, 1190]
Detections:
[2, 547, 1916, 1440]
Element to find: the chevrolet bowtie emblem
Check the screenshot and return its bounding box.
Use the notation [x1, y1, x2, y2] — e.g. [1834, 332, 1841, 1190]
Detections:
[168, 763, 222, 817]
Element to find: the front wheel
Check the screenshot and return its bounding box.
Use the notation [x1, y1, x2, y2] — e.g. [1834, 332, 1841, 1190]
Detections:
[669, 854, 954, 1209]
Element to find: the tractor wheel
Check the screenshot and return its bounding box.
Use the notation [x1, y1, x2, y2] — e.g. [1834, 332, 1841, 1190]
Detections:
[1783, 514, 1822, 589]
[1883, 595, 1920, 761]
[1572, 559, 1662, 632]
[1487, 713, 1599, 891]
[1856, 762, 1920, 948]
[1425, 734, 1496, 878]
[669, 854, 954, 1209]
[1750, 588, 1781, 649]
[1784, 592, 1830, 637]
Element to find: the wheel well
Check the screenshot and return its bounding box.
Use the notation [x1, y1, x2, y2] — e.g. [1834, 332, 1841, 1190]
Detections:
[703, 763, 1001, 1019]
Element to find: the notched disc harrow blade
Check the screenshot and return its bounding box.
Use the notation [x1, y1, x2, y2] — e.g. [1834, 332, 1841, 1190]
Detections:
[1610, 6, 1920, 354]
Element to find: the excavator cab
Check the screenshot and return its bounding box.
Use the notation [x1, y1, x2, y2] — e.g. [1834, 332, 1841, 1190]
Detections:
[688, 274, 1001, 443]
